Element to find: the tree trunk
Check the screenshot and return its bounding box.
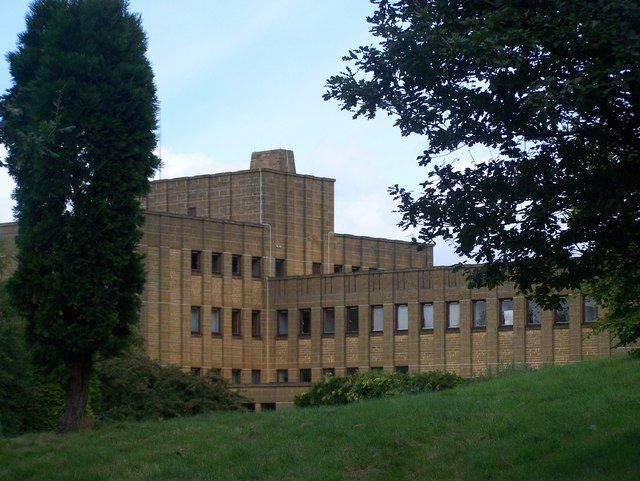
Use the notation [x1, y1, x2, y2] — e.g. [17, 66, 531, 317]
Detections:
[58, 353, 92, 433]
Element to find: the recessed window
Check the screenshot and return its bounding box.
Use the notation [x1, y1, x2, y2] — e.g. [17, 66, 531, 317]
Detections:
[312, 262, 322, 275]
[190, 367, 201, 377]
[277, 310, 288, 336]
[232, 309, 242, 336]
[211, 308, 221, 335]
[396, 304, 408, 331]
[323, 307, 335, 334]
[334, 264, 344, 274]
[299, 309, 311, 336]
[261, 402, 276, 411]
[352, 266, 361, 273]
[277, 369, 288, 383]
[473, 300, 487, 328]
[346, 306, 359, 333]
[396, 366, 409, 374]
[371, 305, 384, 332]
[527, 299, 542, 325]
[447, 302, 460, 329]
[251, 310, 261, 337]
[251, 370, 261, 384]
[251, 257, 261, 278]
[191, 250, 202, 273]
[555, 297, 569, 324]
[584, 297, 598, 323]
[211, 252, 221, 274]
[187, 206, 197, 216]
[231, 255, 242, 276]
[190, 306, 201, 334]
[275, 258, 286, 277]
[422, 303, 434, 330]
[500, 299, 514, 326]
[231, 369, 241, 385]
[322, 368, 335, 377]
[346, 367, 359, 376]
[299, 368, 312, 383]
[370, 366, 384, 373]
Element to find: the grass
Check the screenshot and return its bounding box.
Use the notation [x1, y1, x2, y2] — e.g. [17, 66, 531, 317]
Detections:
[1, 355, 639, 481]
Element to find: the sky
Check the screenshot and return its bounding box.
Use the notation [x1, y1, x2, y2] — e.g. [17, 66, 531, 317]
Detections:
[0, 0, 477, 265]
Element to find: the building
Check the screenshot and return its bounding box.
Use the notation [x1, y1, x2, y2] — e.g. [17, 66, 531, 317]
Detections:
[0, 149, 613, 410]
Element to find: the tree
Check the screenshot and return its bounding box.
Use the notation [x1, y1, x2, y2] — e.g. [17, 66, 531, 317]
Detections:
[0, 0, 158, 432]
[324, 0, 640, 344]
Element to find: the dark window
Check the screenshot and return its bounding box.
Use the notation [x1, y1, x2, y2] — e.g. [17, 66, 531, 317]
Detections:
[190, 306, 201, 334]
[396, 304, 408, 331]
[211, 308, 221, 334]
[191, 250, 201, 272]
[500, 299, 514, 326]
[299, 309, 311, 335]
[251, 310, 261, 337]
[528, 299, 542, 325]
[261, 402, 276, 411]
[447, 301, 460, 329]
[334, 264, 344, 273]
[251, 370, 261, 384]
[277, 310, 288, 336]
[422, 303, 434, 330]
[312, 262, 322, 275]
[275, 259, 286, 277]
[370, 366, 384, 373]
[323, 308, 335, 334]
[277, 369, 288, 383]
[232, 309, 242, 336]
[396, 366, 409, 374]
[473, 300, 487, 328]
[371, 305, 383, 332]
[346, 306, 359, 333]
[231, 369, 241, 384]
[211, 252, 221, 274]
[322, 368, 335, 377]
[369, 267, 378, 271]
[299, 368, 312, 383]
[232, 255, 242, 276]
[346, 367, 359, 376]
[244, 403, 256, 412]
[584, 297, 598, 323]
[555, 297, 569, 324]
[190, 367, 201, 377]
[187, 206, 197, 216]
[352, 266, 361, 272]
[251, 257, 261, 277]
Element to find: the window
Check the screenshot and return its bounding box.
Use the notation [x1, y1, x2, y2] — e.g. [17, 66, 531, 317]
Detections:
[370, 366, 384, 373]
[369, 267, 378, 272]
[422, 303, 434, 330]
[500, 299, 514, 326]
[473, 300, 487, 328]
[312, 262, 322, 275]
[187, 206, 197, 216]
[251, 257, 261, 278]
[447, 302, 460, 329]
[334, 264, 344, 274]
[371, 305, 384, 332]
[251, 310, 261, 337]
[261, 402, 276, 411]
[299, 309, 311, 335]
[396, 366, 409, 374]
[352, 266, 361, 272]
[396, 304, 408, 331]
[346, 306, 359, 333]
[346, 367, 359, 376]
[277, 369, 288, 383]
[584, 297, 598, 323]
[555, 297, 569, 324]
[231, 255, 242, 276]
[251, 370, 261, 384]
[211, 308, 221, 335]
[275, 258, 286, 277]
[527, 299, 542, 325]
[323, 308, 335, 334]
[190, 306, 201, 334]
[232, 309, 242, 336]
[231, 369, 241, 384]
[277, 310, 288, 336]
[190, 367, 201, 377]
[191, 250, 201, 272]
[322, 368, 335, 377]
[299, 368, 312, 383]
[211, 252, 221, 274]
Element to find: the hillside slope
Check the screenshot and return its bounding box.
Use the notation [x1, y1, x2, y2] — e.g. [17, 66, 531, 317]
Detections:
[1, 355, 639, 481]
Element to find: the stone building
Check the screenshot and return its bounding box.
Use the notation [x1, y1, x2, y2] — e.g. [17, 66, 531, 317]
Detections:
[0, 149, 613, 409]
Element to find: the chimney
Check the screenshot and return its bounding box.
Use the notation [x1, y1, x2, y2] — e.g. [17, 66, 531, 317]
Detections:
[250, 149, 296, 173]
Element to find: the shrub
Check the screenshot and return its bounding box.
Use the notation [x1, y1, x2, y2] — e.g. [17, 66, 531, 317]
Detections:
[295, 371, 466, 407]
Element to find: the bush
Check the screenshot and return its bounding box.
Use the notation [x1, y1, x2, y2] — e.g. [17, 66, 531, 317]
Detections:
[295, 371, 466, 407]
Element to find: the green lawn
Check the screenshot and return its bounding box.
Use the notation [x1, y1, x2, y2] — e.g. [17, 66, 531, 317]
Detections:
[1, 355, 639, 481]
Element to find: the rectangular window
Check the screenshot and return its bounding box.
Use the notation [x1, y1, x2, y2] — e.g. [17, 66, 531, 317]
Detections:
[555, 297, 569, 324]
[299, 368, 312, 383]
[312, 262, 322, 275]
[352, 266, 361, 272]
[584, 297, 598, 323]
[334, 264, 344, 274]
[190, 306, 201, 334]
[277, 369, 288, 383]
[299, 309, 311, 336]
[527, 299, 542, 325]
[187, 206, 197, 216]
[422, 303, 434, 330]
[500, 299, 514, 326]
[371, 305, 384, 332]
[190, 367, 201, 377]
[346, 306, 359, 333]
[231, 255, 242, 276]
[322, 368, 335, 377]
[473, 300, 487, 328]
[396, 366, 409, 374]
[211, 252, 221, 274]
[447, 301, 460, 329]
[396, 304, 409, 331]
[370, 366, 384, 373]
[231, 369, 241, 385]
[277, 310, 288, 336]
[232, 309, 242, 336]
[323, 307, 335, 334]
[275, 258, 286, 278]
[346, 367, 359, 376]
[191, 250, 202, 273]
[211, 308, 221, 335]
[251, 310, 261, 337]
[251, 257, 261, 277]
[251, 370, 261, 384]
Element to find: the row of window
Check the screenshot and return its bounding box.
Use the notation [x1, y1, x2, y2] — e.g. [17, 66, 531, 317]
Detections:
[190, 251, 287, 278]
[225, 366, 407, 385]
[190, 307, 261, 337]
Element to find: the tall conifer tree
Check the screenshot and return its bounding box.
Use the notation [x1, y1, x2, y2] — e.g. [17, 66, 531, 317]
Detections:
[0, 0, 158, 432]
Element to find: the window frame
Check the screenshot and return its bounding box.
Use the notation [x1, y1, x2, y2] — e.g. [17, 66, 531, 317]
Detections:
[190, 306, 202, 335]
[231, 254, 242, 277]
[211, 252, 222, 275]
[251, 310, 261, 338]
[527, 298, 542, 326]
[395, 304, 409, 332]
[210, 308, 221, 336]
[312, 262, 322, 275]
[275, 258, 286, 278]
[500, 298, 514, 327]
[421, 303, 434, 330]
[231, 369, 241, 385]
[371, 305, 384, 333]
[583, 296, 598, 324]
[473, 300, 487, 329]
[299, 368, 312, 383]
[554, 297, 569, 325]
[231, 309, 242, 337]
[346, 306, 359, 334]
[299, 308, 311, 336]
[191, 250, 202, 273]
[447, 301, 460, 329]
[322, 368, 335, 377]
[276, 369, 288, 383]
[277, 310, 289, 337]
[251, 256, 261, 278]
[323, 307, 335, 335]
[251, 369, 261, 384]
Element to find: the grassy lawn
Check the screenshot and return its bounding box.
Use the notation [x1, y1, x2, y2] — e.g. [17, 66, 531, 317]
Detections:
[1, 355, 639, 481]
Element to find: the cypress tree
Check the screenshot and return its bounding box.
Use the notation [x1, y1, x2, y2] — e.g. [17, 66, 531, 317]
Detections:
[0, 0, 158, 432]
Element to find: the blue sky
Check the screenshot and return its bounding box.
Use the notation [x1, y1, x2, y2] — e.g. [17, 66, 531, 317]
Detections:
[0, 0, 473, 265]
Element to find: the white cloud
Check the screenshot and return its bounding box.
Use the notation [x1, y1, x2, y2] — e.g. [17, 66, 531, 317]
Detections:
[153, 147, 245, 180]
